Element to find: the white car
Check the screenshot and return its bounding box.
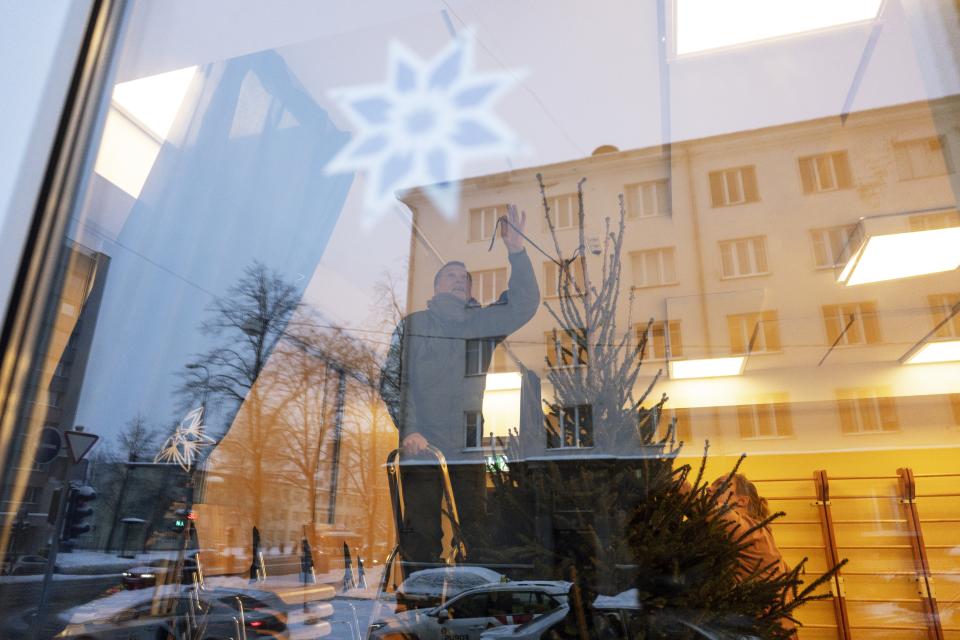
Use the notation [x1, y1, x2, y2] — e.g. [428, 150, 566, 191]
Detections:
[368, 580, 570, 640]
[481, 589, 642, 640]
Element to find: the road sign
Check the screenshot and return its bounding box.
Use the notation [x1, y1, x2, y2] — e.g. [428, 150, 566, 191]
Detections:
[35, 427, 62, 464]
[64, 430, 99, 463]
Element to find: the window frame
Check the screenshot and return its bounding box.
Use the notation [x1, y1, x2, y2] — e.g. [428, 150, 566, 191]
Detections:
[810, 224, 858, 270]
[893, 135, 951, 181]
[469, 205, 507, 243]
[836, 390, 899, 434]
[465, 336, 507, 376]
[543, 258, 585, 298]
[630, 247, 678, 289]
[737, 398, 794, 439]
[821, 302, 881, 347]
[798, 151, 853, 193]
[625, 178, 671, 219]
[709, 165, 760, 207]
[470, 268, 508, 306]
[545, 404, 594, 449]
[727, 310, 781, 354]
[719, 236, 769, 279]
[545, 328, 589, 369]
[464, 410, 487, 449]
[637, 320, 683, 360]
[543, 193, 580, 231]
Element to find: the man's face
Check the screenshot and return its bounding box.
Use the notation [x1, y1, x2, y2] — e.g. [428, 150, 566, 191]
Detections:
[435, 264, 472, 301]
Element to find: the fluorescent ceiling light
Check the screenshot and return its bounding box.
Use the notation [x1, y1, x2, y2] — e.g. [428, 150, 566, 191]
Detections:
[94, 66, 197, 199]
[675, 0, 883, 56]
[669, 356, 745, 379]
[485, 372, 522, 391]
[903, 340, 960, 364]
[112, 66, 197, 139]
[838, 226, 960, 286]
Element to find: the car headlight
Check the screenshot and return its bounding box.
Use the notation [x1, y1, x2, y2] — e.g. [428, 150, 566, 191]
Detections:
[140, 573, 155, 578]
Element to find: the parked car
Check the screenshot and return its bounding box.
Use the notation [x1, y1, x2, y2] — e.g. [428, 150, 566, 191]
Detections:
[122, 553, 199, 589]
[5, 554, 53, 575]
[395, 565, 506, 611]
[481, 589, 650, 640]
[56, 585, 287, 639]
[368, 580, 570, 640]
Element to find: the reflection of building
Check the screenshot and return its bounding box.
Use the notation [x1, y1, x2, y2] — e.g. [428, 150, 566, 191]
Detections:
[0, 242, 109, 554]
[400, 97, 960, 464]
[400, 98, 960, 632]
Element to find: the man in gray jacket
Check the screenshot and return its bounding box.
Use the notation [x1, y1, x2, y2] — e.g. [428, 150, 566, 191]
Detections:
[380, 204, 539, 565]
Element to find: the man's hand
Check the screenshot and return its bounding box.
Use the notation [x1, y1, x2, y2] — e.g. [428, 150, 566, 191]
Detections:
[500, 204, 526, 254]
[402, 432, 429, 456]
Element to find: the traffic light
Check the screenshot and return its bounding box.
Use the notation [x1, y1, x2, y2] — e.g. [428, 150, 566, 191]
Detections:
[61, 483, 96, 550]
[170, 508, 195, 533]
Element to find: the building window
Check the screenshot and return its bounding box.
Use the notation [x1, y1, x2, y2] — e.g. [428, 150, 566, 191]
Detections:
[810, 225, 858, 269]
[466, 337, 507, 376]
[545, 329, 588, 368]
[659, 407, 693, 442]
[637, 320, 683, 360]
[630, 248, 678, 288]
[909, 210, 960, 231]
[822, 302, 880, 346]
[625, 179, 671, 218]
[22, 485, 43, 505]
[929, 294, 960, 338]
[544, 259, 585, 297]
[545, 193, 580, 230]
[709, 166, 759, 207]
[737, 396, 794, 438]
[798, 151, 853, 193]
[465, 411, 488, 448]
[836, 389, 898, 433]
[719, 236, 769, 278]
[727, 311, 780, 354]
[471, 268, 507, 305]
[894, 136, 951, 180]
[545, 404, 593, 449]
[469, 205, 507, 242]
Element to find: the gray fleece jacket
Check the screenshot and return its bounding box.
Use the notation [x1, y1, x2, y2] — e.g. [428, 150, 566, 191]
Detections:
[379, 249, 539, 460]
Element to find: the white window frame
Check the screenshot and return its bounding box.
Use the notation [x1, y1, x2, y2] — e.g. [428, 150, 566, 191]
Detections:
[822, 302, 879, 346]
[893, 136, 950, 180]
[638, 320, 682, 360]
[728, 311, 779, 354]
[465, 336, 506, 376]
[719, 236, 769, 278]
[544, 259, 585, 298]
[471, 268, 507, 305]
[929, 293, 960, 339]
[631, 248, 678, 288]
[737, 399, 793, 439]
[546, 329, 588, 368]
[837, 390, 899, 434]
[710, 166, 758, 207]
[810, 225, 857, 269]
[625, 179, 671, 219]
[469, 205, 506, 242]
[799, 152, 851, 193]
[464, 410, 487, 448]
[545, 193, 579, 230]
[546, 404, 593, 449]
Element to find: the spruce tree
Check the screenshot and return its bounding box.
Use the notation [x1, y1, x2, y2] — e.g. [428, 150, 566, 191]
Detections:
[472, 175, 842, 638]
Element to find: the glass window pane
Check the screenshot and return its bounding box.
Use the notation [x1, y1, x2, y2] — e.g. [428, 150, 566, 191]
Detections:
[3, 4, 959, 635]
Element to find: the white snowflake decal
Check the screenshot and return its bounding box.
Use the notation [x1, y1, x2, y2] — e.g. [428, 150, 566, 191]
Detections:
[325, 29, 524, 223]
[155, 407, 215, 472]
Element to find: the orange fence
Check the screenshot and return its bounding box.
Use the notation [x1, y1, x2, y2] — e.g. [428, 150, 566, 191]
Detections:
[752, 469, 960, 639]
